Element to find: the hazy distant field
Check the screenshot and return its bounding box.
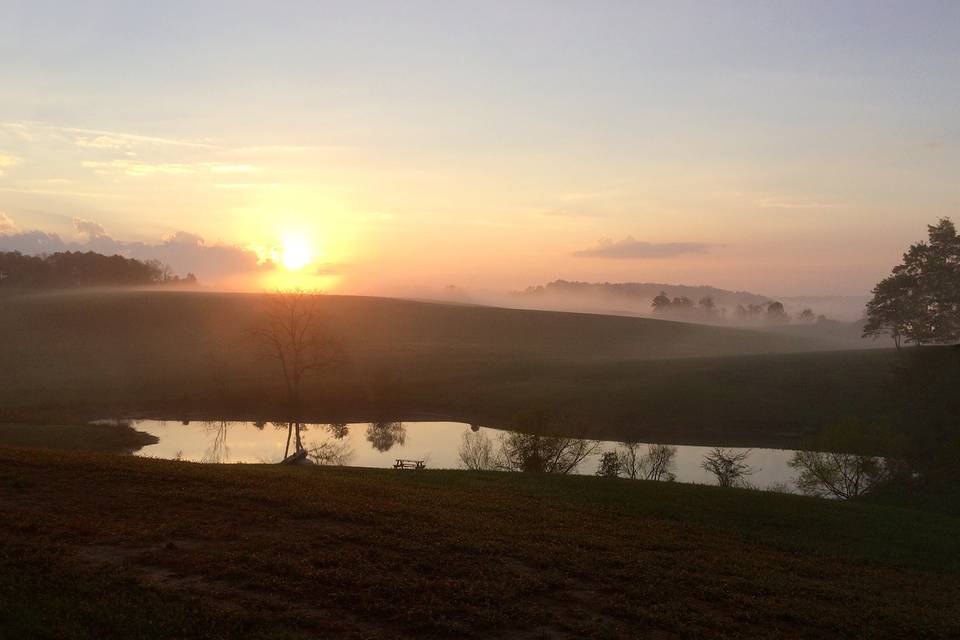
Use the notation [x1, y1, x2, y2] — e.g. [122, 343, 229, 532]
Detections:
[0, 289, 899, 448]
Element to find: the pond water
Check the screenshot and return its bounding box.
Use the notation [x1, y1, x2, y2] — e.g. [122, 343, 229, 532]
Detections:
[126, 420, 805, 492]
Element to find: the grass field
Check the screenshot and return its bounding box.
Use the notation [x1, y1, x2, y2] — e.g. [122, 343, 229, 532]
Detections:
[0, 289, 901, 448]
[1, 446, 958, 639]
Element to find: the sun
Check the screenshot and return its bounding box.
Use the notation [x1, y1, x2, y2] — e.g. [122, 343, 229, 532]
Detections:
[279, 235, 312, 271]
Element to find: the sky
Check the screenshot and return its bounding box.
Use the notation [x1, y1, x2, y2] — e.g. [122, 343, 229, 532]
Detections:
[1, 0, 958, 296]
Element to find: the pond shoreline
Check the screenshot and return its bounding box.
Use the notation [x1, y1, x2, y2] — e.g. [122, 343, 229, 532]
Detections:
[0, 406, 816, 454]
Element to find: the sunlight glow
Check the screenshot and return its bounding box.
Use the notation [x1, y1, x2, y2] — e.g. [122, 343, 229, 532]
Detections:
[280, 235, 312, 271]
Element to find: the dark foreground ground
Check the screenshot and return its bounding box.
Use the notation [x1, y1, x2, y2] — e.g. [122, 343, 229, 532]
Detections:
[1, 447, 958, 639]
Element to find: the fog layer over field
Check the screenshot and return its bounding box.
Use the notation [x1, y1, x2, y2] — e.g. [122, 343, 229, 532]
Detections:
[430, 280, 870, 325]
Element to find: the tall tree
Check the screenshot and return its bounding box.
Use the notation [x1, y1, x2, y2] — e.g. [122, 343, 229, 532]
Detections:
[864, 218, 960, 346]
[252, 290, 336, 454]
[862, 273, 917, 348]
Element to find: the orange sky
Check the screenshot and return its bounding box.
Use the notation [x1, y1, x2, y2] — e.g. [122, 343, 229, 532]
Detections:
[2, 3, 958, 297]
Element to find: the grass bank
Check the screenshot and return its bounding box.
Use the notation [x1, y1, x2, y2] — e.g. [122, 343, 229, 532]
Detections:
[1, 447, 958, 638]
[0, 422, 156, 453]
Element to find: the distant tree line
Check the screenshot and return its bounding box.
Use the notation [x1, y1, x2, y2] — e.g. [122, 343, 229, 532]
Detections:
[651, 291, 822, 325]
[864, 218, 960, 347]
[0, 250, 196, 288]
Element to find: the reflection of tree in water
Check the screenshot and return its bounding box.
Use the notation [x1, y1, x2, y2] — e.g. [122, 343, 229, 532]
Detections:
[271, 421, 314, 459]
[202, 421, 231, 463]
[365, 421, 406, 452]
[306, 438, 353, 466]
[327, 423, 350, 439]
[496, 431, 599, 474]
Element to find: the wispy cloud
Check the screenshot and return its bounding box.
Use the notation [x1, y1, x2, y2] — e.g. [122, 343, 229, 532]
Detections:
[203, 163, 258, 174]
[0, 186, 126, 198]
[3, 121, 220, 150]
[753, 197, 846, 210]
[74, 135, 134, 150]
[82, 159, 198, 176]
[538, 208, 602, 219]
[214, 182, 281, 190]
[80, 159, 263, 178]
[235, 145, 322, 153]
[574, 236, 712, 259]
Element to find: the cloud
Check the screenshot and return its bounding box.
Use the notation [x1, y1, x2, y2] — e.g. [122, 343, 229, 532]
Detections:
[166, 231, 205, 246]
[80, 159, 262, 178]
[214, 182, 281, 190]
[82, 159, 197, 176]
[2, 121, 219, 149]
[74, 135, 132, 150]
[0, 229, 66, 254]
[203, 163, 258, 174]
[754, 198, 845, 210]
[573, 236, 712, 259]
[538, 209, 601, 219]
[73, 217, 107, 239]
[0, 218, 267, 283]
[0, 212, 15, 233]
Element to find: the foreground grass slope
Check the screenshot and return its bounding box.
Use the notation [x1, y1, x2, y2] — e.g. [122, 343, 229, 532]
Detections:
[0, 290, 897, 446]
[1, 447, 957, 639]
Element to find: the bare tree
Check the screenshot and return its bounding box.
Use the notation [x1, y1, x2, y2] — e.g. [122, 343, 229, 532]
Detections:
[701, 448, 756, 488]
[458, 430, 497, 470]
[789, 420, 891, 499]
[789, 450, 886, 499]
[618, 441, 644, 479]
[641, 444, 677, 481]
[496, 431, 599, 474]
[253, 289, 334, 411]
[253, 290, 336, 457]
[618, 442, 677, 481]
[306, 437, 353, 466]
[201, 421, 231, 463]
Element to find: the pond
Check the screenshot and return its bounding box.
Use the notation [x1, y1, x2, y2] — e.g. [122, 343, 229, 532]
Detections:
[125, 419, 806, 492]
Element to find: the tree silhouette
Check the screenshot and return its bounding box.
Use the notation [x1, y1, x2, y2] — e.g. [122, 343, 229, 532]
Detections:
[596, 451, 622, 477]
[651, 291, 671, 313]
[864, 218, 960, 346]
[458, 430, 497, 470]
[617, 442, 677, 481]
[765, 301, 789, 324]
[365, 421, 406, 452]
[0, 250, 191, 288]
[701, 448, 756, 488]
[252, 290, 336, 457]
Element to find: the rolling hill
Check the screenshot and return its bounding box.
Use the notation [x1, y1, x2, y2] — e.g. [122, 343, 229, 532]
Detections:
[0, 289, 897, 447]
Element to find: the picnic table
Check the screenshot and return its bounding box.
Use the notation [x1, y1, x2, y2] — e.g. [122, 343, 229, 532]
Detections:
[393, 459, 425, 470]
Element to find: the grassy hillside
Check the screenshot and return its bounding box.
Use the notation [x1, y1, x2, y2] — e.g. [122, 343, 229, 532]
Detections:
[0, 290, 899, 447]
[1, 447, 957, 639]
